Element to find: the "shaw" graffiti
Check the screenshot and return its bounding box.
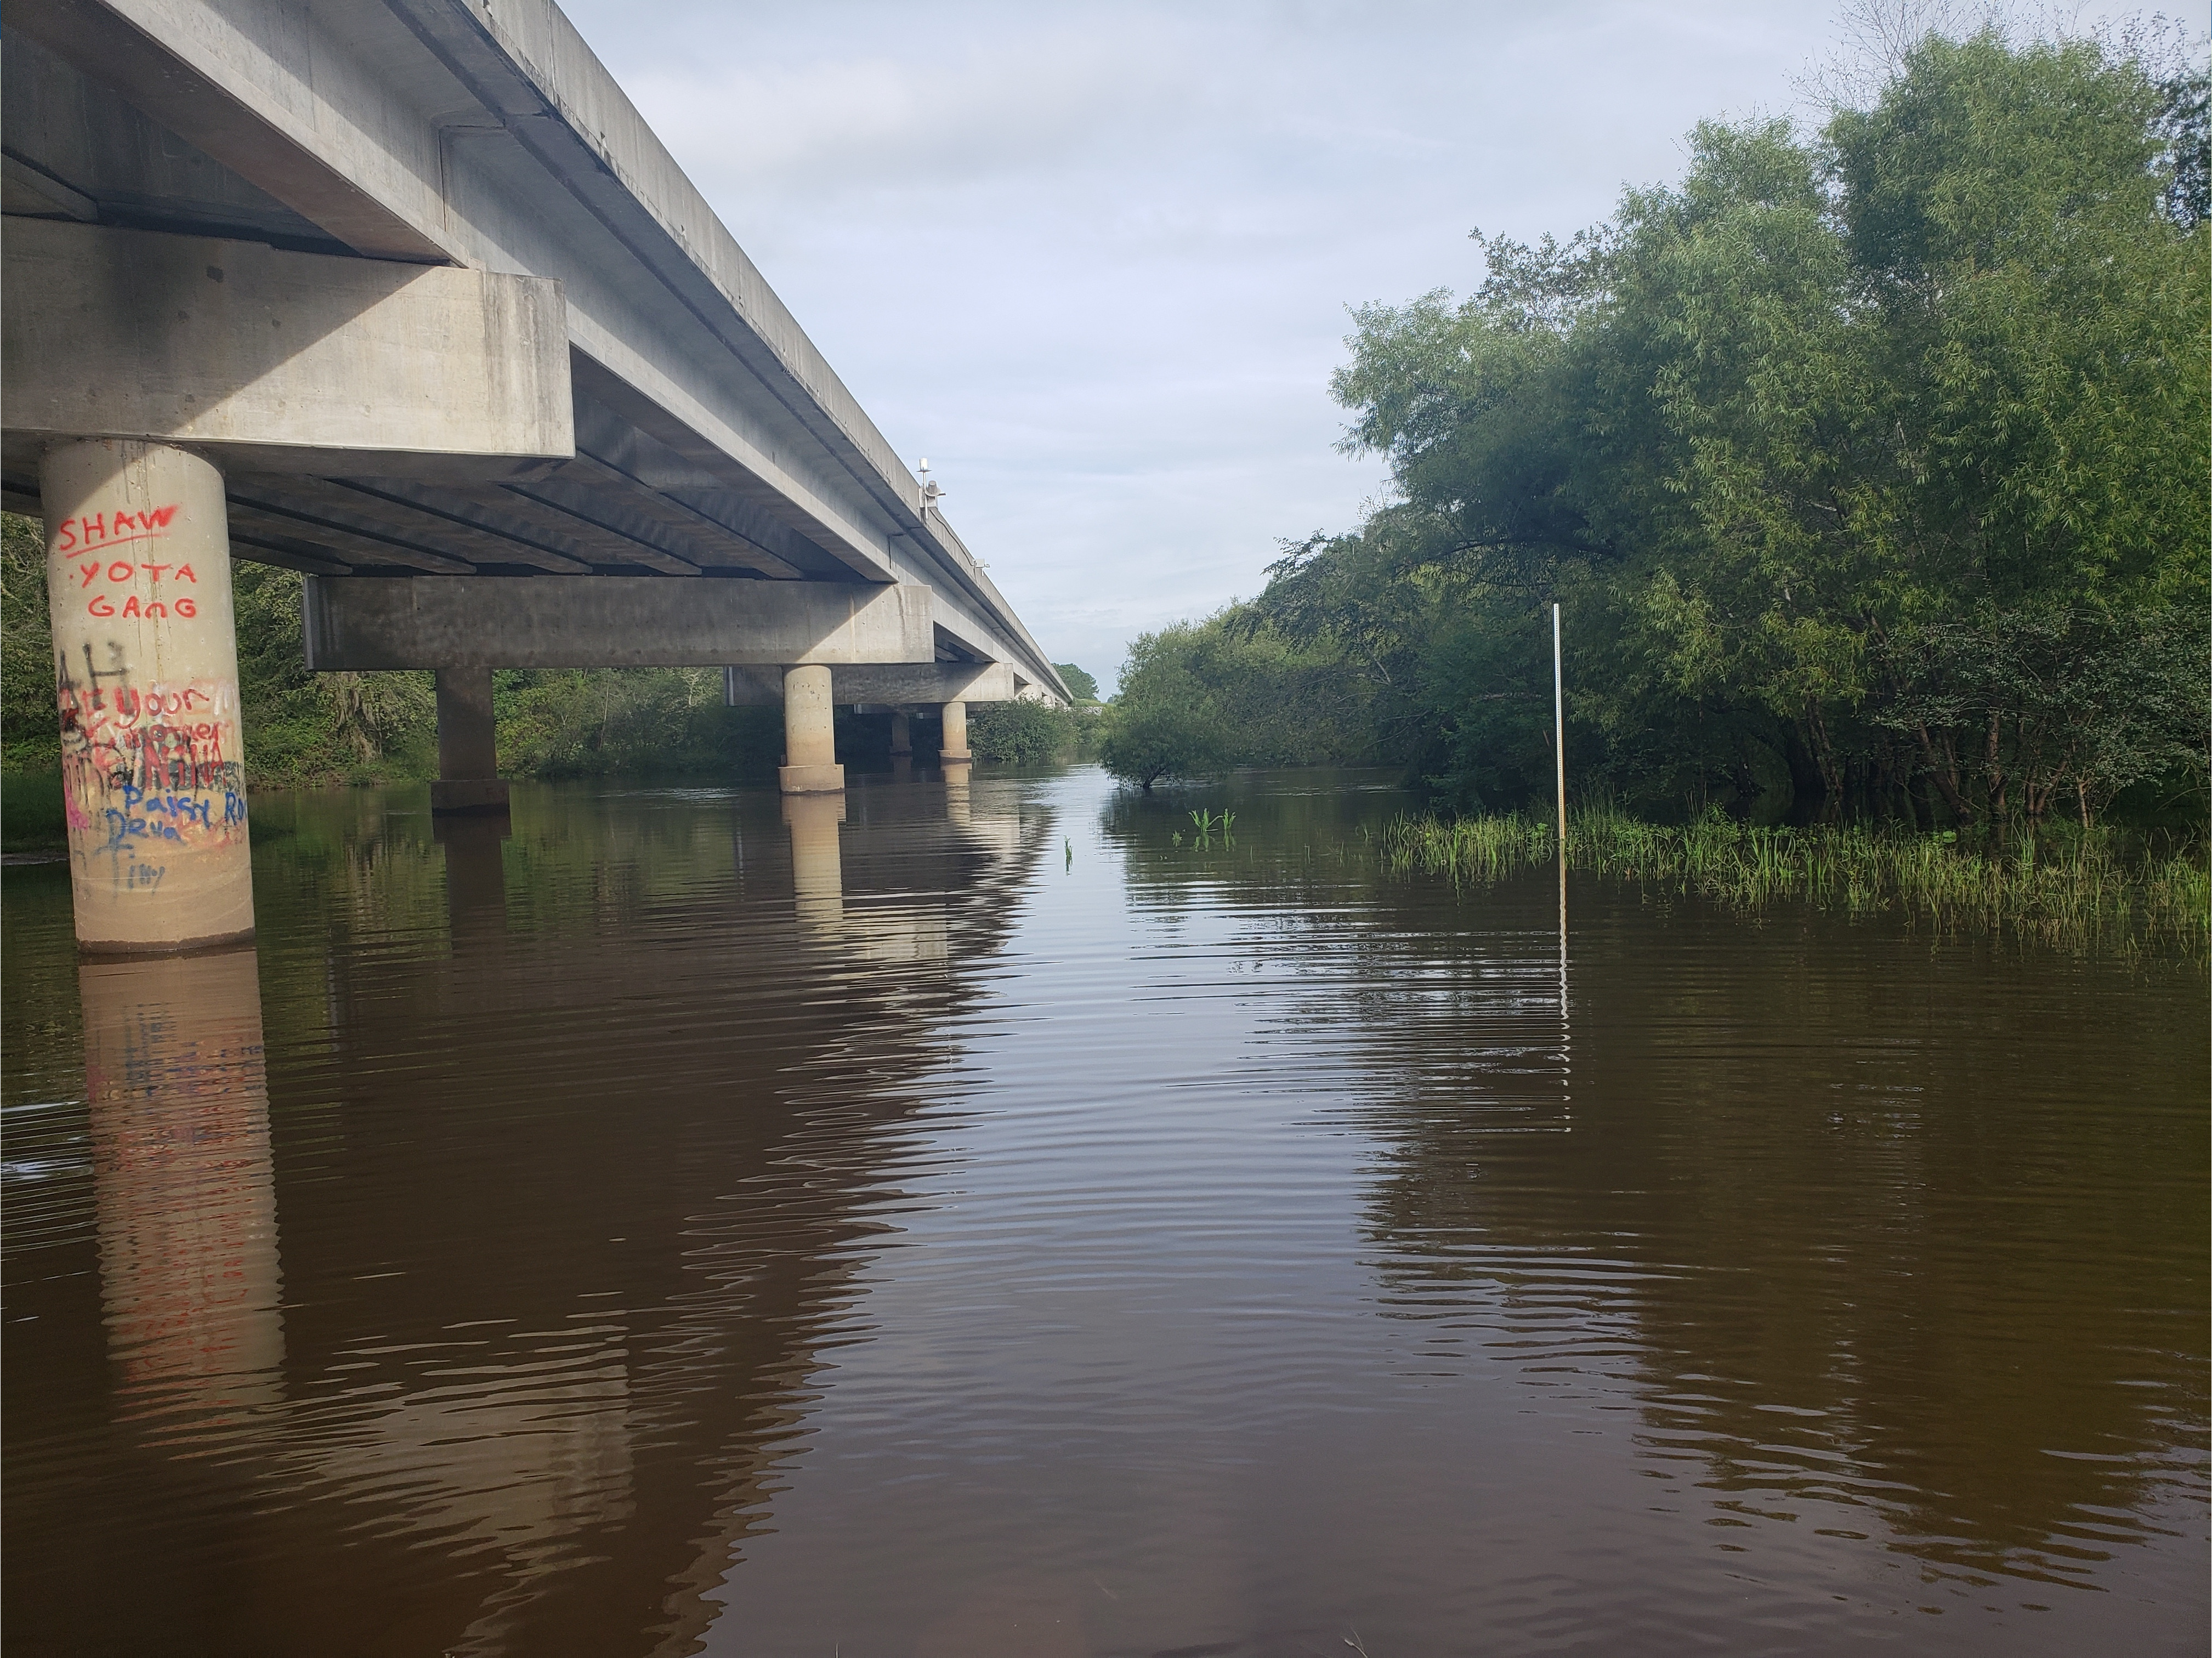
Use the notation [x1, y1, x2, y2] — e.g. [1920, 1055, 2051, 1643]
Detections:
[54, 504, 180, 553]
[53, 503, 202, 621]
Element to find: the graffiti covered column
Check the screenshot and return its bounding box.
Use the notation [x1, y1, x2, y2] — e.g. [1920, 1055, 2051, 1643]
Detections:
[43, 440, 253, 952]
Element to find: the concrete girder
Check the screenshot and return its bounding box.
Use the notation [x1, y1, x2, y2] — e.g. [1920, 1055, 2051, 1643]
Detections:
[722, 662, 1018, 708]
[2, 151, 98, 222]
[504, 459, 798, 577]
[3, 0, 455, 263]
[566, 389, 826, 579]
[10, 0, 907, 582]
[329, 477, 685, 575]
[1, 219, 572, 477]
[226, 482, 517, 575]
[561, 355, 897, 585]
[218, 468, 789, 580]
[302, 576, 936, 671]
[225, 487, 475, 575]
[0, 30, 342, 252]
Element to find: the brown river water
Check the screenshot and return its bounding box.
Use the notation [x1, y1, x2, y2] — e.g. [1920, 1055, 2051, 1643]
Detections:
[3, 764, 2204, 1657]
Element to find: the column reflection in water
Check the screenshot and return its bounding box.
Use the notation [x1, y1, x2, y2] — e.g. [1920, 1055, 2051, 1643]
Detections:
[81, 945, 283, 1424]
[781, 787, 967, 964]
[435, 810, 512, 945]
[784, 792, 846, 930]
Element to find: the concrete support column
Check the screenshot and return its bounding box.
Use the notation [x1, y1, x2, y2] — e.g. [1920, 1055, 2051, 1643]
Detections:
[431, 668, 508, 816]
[889, 709, 912, 756]
[43, 439, 254, 953]
[939, 700, 971, 764]
[779, 663, 844, 794]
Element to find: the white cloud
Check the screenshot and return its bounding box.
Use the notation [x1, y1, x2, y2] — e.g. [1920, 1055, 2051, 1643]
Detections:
[557, 0, 2169, 685]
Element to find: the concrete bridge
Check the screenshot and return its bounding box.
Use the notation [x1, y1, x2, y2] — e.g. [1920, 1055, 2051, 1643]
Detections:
[2, 0, 1068, 953]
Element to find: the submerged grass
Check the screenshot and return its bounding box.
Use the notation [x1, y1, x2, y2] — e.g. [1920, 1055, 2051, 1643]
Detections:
[1382, 805, 2209, 954]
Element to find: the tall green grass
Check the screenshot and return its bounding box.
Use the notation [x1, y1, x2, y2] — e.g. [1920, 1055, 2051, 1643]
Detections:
[1383, 805, 2209, 953]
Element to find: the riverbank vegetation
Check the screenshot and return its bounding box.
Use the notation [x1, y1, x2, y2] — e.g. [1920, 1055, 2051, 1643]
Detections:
[1385, 807, 2209, 951]
[968, 699, 1094, 766]
[1101, 22, 2209, 855]
[2, 507, 1099, 846]
[1096, 617, 1378, 789]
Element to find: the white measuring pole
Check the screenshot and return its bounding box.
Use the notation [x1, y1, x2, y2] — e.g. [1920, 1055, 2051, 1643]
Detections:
[1552, 603, 1567, 850]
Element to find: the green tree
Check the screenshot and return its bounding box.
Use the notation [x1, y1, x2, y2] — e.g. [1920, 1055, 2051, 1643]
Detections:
[1249, 22, 2208, 831]
[1052, 661, 1101, 701]
[231, 561, 438, 782]
[1, 513, 58, 774]
[1098, 614, 1380, 790]
[968, 699, 1082, 765]
[1096, 625, 1235, 790]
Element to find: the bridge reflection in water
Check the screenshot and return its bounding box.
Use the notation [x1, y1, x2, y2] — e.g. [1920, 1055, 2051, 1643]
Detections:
[3, 767, 2201, 1657]
[6, 771, 1051, 1657]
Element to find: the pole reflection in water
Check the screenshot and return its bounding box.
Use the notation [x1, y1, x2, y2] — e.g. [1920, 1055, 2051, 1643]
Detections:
[1553, 599, 1570, 1120]
[782, 783, 987, 964]
[81, 946, 284, 1427]
[1559, 848, 1571, 1120]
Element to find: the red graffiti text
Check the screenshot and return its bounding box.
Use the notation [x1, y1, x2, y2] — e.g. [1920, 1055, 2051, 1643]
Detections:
[54, 505, 180, 554]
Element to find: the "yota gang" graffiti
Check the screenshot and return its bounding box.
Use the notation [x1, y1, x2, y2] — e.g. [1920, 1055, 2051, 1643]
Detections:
[54, 504, 203, 619]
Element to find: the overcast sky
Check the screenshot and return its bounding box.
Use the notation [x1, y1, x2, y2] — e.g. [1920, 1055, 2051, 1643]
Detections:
[557, 1, 2151, 689]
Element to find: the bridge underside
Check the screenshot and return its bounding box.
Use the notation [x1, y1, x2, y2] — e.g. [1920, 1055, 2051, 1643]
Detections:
[0, 9, 1061, 682]
[0, 219, 1011, 670]
[5, 0, 1063, 952]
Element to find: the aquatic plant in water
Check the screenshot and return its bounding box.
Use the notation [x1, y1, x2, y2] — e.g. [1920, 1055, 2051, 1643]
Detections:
[1381, 805, 2208, 953]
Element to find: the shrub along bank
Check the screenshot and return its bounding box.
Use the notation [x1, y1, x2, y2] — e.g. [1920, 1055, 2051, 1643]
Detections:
[967, 699, 1093, 766]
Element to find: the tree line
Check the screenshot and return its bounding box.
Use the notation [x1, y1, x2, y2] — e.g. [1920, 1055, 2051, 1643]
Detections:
[1103, 24, 2208, 835]
[2, 510, 1095, 847]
